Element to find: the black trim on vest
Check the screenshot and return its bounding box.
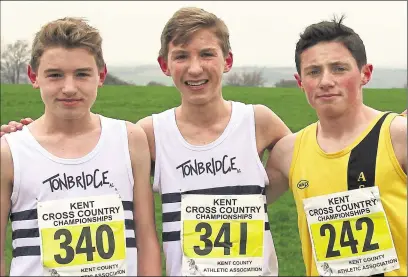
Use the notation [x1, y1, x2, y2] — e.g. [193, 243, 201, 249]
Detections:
[347, 112, 390, 277]
[347, 113, 390, 190]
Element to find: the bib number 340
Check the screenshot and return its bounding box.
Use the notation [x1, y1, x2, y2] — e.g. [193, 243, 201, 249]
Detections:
[42, 222, 125, 268]
[54, 224, 114, 264]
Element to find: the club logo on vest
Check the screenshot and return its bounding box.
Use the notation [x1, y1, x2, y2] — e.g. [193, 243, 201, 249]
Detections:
[176, 155, 241, 178]
[297, 180, 309, 189]
[42, 169, 113, 192]
[358, 171, 366, 188]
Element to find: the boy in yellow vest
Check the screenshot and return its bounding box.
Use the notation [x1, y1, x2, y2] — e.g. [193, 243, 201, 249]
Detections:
[266, 15, 406, 276]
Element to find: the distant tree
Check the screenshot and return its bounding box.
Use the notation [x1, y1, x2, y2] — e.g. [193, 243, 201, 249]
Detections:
[225, 69, 266, 87]
[1, 40, 31, 84]
[224, 72, 242, 87]
[275, 79, 298, 88]
[146, 81, 165, 86]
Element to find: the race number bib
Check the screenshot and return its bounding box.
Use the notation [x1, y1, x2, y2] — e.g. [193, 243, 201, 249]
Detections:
[37, 195, 127, 276]
[303, 187, 399, 276]
[181, 194, 265, 276]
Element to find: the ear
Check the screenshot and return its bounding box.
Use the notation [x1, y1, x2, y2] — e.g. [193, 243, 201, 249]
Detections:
[98, 64, 108, 87]
[294, 73, 304, 90]
[158, 56, 170, 76]
[223, 51, 233, 73]
[27, 65, 39, 89]
[361, 64, 373, 86]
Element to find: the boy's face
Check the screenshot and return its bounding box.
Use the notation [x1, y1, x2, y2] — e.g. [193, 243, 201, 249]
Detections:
[28, 47, 106, 120]
[158, 28, 233, 105]
[295, 41, 372, 117]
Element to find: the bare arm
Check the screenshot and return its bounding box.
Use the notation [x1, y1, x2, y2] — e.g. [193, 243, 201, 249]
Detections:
[253, 104, 292, 154]
[265, 133, 297, 204]
[126, 122, 161, 276]
[1, 137, 13, 276]
[136, 116, 155, 161]
[389, 116, 407, 173]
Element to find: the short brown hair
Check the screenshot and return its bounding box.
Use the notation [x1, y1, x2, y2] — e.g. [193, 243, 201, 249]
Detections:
[159, 7, 231, 59]
[30, 17, 105, 72]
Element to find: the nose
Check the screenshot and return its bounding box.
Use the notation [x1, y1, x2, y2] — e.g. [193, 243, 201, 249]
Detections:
[61, 76, 77, 97]
[319, 70, 335, 90]
[187, 56, 203, 76]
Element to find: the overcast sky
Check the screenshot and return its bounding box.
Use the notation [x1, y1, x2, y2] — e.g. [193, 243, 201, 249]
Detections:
[1, 1, 406, 68]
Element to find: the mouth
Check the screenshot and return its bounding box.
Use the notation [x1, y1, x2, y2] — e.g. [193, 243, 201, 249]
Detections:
[57, 99, 83, 106]
[184, 80, 209, 87]
[317, 94, 340, 99]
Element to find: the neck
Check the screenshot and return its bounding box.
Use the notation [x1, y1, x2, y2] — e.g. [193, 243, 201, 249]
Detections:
[37, 111, 98, 136]
[316, 104, 378, 139]
[177, 97, 231, 127]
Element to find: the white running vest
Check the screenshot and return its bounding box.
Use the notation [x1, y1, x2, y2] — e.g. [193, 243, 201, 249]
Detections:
[4, 115, 137, 276]
[152, 101, 279, 276]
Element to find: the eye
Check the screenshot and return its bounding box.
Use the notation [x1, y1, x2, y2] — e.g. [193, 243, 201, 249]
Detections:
[201, 52, 214, 57]
[307, 69, 320, 76]
[47, 73, 62, 78]
[77, 72, 90, 77]
[175, 54, 187, 60]
[333, 65, 346, 72]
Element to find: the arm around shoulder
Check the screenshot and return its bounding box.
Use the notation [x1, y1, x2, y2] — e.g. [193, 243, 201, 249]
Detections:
[265, 133, 298, 204]
[125, 122, 162, 276]
[1, 137, 13, 276]
[389, 116, 407, 174]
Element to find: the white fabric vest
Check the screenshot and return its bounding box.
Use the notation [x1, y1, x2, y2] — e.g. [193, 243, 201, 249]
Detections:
[4, 115, 137, 276]
[152, 101, 279, 276]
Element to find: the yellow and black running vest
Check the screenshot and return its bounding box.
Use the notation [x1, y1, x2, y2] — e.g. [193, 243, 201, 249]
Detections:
[289, 112, 406, 276]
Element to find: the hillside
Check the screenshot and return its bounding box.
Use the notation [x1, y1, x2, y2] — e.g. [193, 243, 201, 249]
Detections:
[108, 65, 407, 89]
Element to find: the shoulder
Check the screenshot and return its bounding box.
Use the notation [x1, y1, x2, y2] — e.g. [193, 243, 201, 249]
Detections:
[389, 114, 407, 138]
[388, 115, 407, 168]
[136, 116, 153, 136]
[253, 104, 289, 131]
[125, 121, 148, 144]
[253, 104, 292, 150]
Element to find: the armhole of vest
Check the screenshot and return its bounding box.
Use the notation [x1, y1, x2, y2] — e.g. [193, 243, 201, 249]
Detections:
[120, 121, 135, 187]
[288, 130, 305, 192]
[4, 135, 21, 205]
[383, 113, 407, 181]
[152, 115, 161, 193]
[249, 105, 269, 185]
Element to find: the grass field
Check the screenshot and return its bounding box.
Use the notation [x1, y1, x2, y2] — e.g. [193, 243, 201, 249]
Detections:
[1, 84, 406, 276]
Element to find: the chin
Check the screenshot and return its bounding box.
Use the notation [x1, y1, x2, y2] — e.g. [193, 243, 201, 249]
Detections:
[315, 105, 345, 118]
[183, 93, 213, 105]
[57, 110, 89, 120]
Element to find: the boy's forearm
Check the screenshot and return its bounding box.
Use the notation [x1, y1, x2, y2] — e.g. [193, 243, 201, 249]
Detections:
[137, 241, 162, 276]
[1, 257, 6, 276]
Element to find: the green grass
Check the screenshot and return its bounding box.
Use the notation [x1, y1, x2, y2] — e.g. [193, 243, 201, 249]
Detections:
[1, 84, 406, 276]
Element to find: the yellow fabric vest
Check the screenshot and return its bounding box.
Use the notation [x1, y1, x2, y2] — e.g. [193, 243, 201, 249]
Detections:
[289, 112, 406, 276]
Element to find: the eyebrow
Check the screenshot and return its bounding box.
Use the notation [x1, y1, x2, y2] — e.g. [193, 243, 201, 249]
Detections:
[304, 62, 348, 71]
[171, 47, 218, 55]
[44, 67, 93, 74]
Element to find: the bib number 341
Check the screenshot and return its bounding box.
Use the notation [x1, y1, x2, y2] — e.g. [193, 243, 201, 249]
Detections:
[183, 220, 264, 258]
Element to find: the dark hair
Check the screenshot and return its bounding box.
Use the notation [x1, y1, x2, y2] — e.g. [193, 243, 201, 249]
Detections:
[295, 15, 367, 74]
